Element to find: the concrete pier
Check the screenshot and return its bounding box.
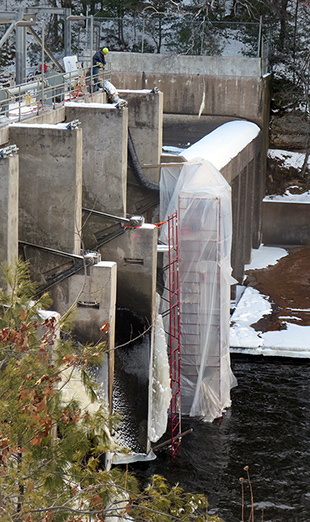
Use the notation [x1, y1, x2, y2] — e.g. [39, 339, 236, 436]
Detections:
[65, 102, 128, 218]
[100, 224, 158, 323]
[9, 123, 82, 255]
[0, 148, 19, 272]
[67, 259, 117, 410]
[117, 89, 163, 221]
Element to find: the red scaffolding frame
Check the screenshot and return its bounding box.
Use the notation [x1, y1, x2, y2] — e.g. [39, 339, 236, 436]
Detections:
[167, 211, 181, 457]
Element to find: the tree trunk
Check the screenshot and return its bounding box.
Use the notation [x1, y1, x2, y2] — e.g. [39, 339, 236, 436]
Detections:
[278, 0, 289, 53]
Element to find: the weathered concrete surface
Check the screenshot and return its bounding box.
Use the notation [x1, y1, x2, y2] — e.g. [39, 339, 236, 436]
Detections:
[117, 89, 162, 220]
[110, 52, 269, 129]
[118, 89, 163, 181]
[100, 224, 158, 323]
[163, 113, 244, 148]
[221, 133, 264, 281]
[0, 152, 19, 272]
[9, 123, 82, 255]
[0, 107, 66, 148]
[68, 260, 117, 345]
[65, 102, 128, 216]
[262, 200, 310, 246]
[68, 260, 117, 410]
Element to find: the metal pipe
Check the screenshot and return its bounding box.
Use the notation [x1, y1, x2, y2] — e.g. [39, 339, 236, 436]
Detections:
[19, 240, 85, 260]
[90, 14, 93, 99]
[63, 70, 79, 80]
[128, 129, 160, 192]
[83, 207, 131, 223]
[6, 81, 44, 95]
[42, 20, 44, 106]
[27, 26, 64, 72]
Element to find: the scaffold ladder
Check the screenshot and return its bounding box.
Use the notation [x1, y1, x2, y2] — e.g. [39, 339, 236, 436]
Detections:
[168, 211, 181, 457]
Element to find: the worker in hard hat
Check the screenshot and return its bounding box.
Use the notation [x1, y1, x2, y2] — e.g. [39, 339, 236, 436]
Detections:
[91, 47, 109, 92]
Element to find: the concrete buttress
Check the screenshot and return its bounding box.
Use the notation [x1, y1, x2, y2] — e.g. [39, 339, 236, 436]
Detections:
[9, 123, 82, 255]
[65, 102, 128, 217]
[0, 149, 19, 276]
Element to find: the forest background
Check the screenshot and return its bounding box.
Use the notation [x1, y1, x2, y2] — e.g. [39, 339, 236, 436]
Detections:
[2, 0, 310, 188]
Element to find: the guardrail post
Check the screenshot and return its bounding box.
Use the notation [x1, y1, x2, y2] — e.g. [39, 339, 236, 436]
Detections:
[18, 85, 21, 121]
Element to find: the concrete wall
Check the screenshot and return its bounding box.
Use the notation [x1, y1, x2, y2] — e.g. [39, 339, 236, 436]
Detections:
[110, 52, 268, 129]
[118, 89, 163, 182]
[262, 200, 310, 246]
[67, 259, 117, 410]
[117, 89, 162, 221]
[220, 133, 263, 281]
[65, 102, 128, 218]
[9, 123, 82, 255]
[100, 224, 158, 323]
[0, 151, 19, 272]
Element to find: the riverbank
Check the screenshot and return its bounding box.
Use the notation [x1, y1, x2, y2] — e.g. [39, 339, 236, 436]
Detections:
[230, 245, 310, 357]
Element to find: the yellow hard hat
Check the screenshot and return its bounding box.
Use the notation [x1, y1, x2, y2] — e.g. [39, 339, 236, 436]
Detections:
[102, 47, 109, 54]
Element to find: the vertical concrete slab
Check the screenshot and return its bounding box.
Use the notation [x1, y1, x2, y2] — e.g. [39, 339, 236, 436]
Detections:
[252, 152, 263, 249]
[65, 102, 128, 217]
[238, 167, 247, 276]
[0, 150, 19, 271]
[9, 123, 82, 255]
[118, 89, 163, 183]
[68, 260, 117, 345]
[117, 90, 163, 221]
[244, 161, 255, 264]
[262, 201, 310, 246]
[99, 224, 158, 323]
[231, 176, 244, 283]
[68, 260, 117, 410]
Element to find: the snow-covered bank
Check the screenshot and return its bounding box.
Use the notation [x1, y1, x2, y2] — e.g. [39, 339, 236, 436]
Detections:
[230, 245, 310, 358]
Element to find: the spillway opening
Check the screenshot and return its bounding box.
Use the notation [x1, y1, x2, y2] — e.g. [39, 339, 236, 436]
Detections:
[113, 307, 151, 456]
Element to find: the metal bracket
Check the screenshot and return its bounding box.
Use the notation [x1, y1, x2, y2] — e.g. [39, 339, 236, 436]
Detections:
[65, 119, 81, 130]
[0, 144, 19, 159]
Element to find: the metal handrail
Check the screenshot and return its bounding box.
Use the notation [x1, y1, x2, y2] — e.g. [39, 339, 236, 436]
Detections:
[0, 64, 111, 125]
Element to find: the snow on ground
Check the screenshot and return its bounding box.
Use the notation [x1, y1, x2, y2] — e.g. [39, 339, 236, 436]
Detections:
[264, 187, 310, 203]
[230, 245, 310, 357]
[268, 148, 310, 170]
[244, 244, 288, 271]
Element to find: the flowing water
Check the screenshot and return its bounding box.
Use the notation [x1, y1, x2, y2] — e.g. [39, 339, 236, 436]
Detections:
[134, 359, 310, 522]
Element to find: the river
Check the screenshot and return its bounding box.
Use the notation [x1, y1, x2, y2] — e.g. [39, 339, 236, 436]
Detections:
[134, 358, 310, 522]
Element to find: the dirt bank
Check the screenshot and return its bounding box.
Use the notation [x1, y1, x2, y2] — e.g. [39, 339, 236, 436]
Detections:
[245, 247, 310, 331]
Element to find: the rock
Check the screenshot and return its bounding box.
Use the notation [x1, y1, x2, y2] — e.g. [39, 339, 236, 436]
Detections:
[269, 110, 310, 151]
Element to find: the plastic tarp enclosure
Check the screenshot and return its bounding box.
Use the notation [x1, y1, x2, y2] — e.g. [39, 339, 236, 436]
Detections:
[160, 158, 237, 421]
[148, 294, 172, 443]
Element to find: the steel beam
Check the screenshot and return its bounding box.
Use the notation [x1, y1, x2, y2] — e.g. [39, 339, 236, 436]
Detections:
[27, 26, 65, 73]
[0, 23, 14, 48]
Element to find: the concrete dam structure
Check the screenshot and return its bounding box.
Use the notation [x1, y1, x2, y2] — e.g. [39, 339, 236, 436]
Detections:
[0, 52, 267, 458]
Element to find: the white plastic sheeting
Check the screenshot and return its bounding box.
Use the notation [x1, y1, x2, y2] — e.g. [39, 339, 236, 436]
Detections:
[149, 295, 172, 442]
[160, 158, 237, 421]
[181, 120, 260, 170]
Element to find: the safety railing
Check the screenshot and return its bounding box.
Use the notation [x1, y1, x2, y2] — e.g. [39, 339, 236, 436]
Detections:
[0, 64, 111, 125]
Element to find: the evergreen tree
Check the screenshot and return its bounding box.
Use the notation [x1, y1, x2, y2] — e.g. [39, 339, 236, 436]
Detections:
[0, 260, 222, 522]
